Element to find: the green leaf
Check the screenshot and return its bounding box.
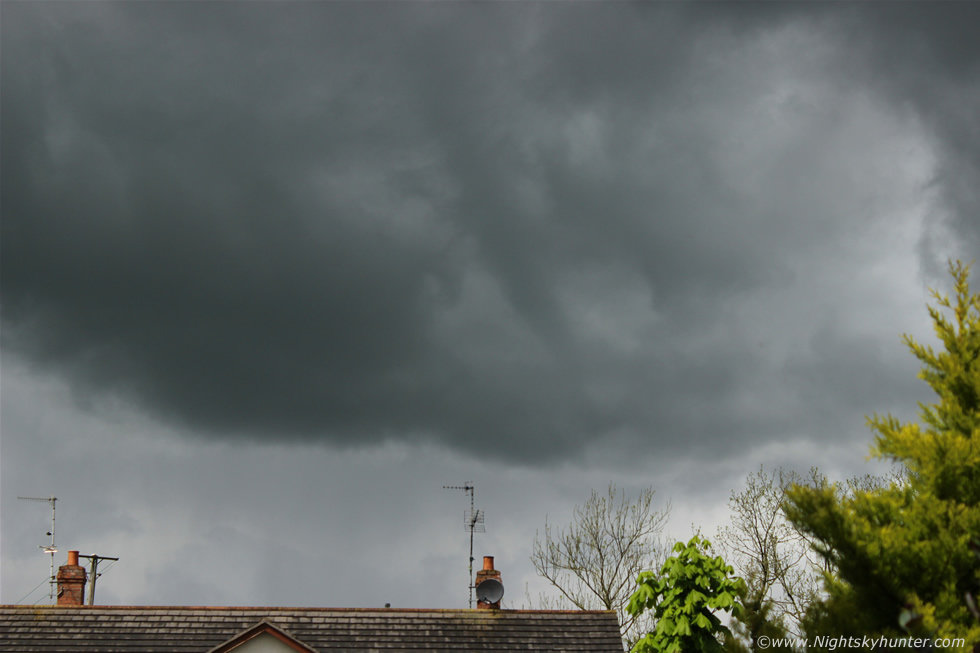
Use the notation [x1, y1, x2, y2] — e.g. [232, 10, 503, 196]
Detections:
[674, 615, 691, 636]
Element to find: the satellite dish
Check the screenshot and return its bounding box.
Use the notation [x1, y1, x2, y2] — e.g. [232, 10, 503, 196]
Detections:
[476, 578, 504, 604]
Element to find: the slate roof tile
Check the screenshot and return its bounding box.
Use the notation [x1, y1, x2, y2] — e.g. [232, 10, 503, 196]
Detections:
[0, 606, 623, 653]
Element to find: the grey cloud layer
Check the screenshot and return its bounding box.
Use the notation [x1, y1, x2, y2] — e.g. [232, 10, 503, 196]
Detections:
[2, 3, 977, 463]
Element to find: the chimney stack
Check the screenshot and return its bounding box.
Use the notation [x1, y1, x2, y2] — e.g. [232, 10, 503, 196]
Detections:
[57, 551, 87, 606]
[474, 556, 502, 610]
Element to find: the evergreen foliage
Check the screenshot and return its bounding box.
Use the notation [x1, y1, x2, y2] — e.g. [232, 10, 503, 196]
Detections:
[784, 261, 980, 651]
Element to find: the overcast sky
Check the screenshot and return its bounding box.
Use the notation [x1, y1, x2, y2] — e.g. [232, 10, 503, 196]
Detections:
[2, 1, 979, 610]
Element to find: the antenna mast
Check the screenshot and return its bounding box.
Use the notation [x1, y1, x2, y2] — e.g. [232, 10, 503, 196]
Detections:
[17, 496, 58, 604]
[443, 483, 484, 608]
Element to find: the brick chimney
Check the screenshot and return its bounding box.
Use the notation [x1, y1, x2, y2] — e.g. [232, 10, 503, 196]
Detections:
[474, 556, 502, 610]
[57, 551, 87, 606]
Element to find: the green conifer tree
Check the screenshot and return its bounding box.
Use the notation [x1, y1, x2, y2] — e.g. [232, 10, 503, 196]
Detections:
[784, 261, 980, 651]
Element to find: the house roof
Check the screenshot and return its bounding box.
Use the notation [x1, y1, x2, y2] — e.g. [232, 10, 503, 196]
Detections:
[0, 605, 624, 652]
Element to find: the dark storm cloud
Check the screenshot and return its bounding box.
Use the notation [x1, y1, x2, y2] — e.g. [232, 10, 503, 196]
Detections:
[1, 2, 974, 463]
[850, 3, 980, 267]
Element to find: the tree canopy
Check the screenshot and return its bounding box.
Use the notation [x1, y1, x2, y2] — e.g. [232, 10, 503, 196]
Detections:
[717, 467, 823, 642]
[530, 484, 670, 648]
[627, 535, 744, 653]
[784, 261, 980, 650]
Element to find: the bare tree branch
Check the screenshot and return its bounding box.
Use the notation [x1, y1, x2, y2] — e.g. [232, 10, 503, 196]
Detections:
[530, 483, 670, 650]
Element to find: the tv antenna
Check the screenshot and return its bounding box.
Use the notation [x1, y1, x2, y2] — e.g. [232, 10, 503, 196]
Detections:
[17, 496, 58, 604]
[443, 483, 484, 608]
